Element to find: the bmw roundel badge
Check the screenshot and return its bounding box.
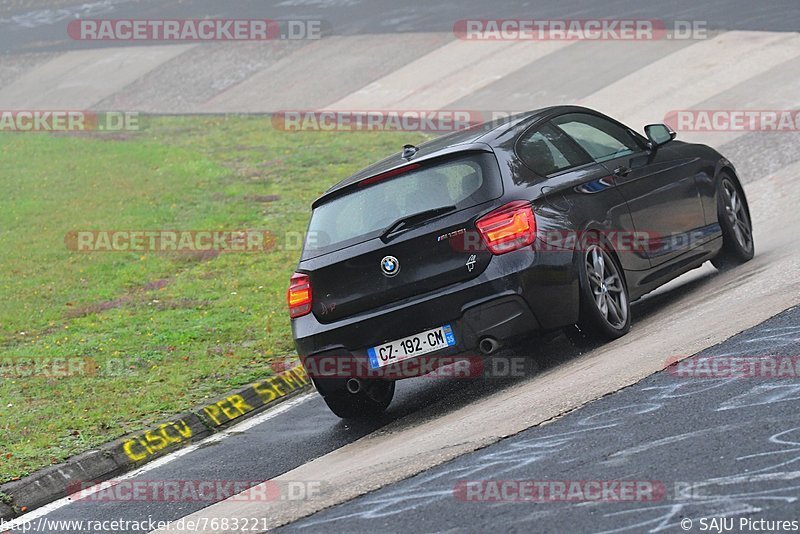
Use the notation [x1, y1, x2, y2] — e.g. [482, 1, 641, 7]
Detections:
[380, 255, 400, 277]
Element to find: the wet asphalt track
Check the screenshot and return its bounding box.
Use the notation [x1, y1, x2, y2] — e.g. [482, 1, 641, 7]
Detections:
[37, 293, 800, 532]
[35, 323, 587, 531]
[286, 305, 800, 533]
[2, 0, 800, 53]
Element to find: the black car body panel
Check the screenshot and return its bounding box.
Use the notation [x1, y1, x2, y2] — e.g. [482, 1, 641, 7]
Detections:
[291, 105, 740, 383]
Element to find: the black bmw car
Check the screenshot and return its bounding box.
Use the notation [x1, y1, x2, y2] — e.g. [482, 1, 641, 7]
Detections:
[287, 106, 754, 418]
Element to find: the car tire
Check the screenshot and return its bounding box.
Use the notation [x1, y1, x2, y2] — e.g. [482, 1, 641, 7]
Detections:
[711, 173, 754, 271]
[314, 378, 395, 419]
[574, 240, 631, 340]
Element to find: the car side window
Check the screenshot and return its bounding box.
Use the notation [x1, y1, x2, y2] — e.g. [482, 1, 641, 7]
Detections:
[552, 113, 643, 163]
[517, 123, 593, 176]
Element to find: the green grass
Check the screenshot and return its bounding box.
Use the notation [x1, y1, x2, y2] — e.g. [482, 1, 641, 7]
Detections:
[0, 115, 427, 481]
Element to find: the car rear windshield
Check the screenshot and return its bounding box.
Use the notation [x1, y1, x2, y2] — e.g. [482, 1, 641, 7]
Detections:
[302, 152, 502, 258]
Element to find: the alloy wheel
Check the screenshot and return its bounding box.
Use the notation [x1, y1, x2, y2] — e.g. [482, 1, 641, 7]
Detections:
[721, 178, 753, 252]
[585, 245, 628, 330]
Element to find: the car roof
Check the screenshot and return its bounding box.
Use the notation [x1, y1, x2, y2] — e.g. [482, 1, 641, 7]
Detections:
[313, 105, 605, 207]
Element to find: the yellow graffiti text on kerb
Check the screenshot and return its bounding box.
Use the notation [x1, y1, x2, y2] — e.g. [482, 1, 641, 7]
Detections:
[122, 419, 193, 461]
[121, 367, 309, 462]
[253, 366, 309, 404]
[202, 394, 254, 425]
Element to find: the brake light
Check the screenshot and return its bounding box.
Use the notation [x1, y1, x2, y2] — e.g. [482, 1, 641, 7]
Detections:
[287, 273, 312, 318]
[358, 163, 420, 187]
[475, 201, 536, 254]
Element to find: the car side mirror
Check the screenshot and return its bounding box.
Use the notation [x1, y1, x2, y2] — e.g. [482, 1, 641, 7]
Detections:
[644, 123, 676, 148]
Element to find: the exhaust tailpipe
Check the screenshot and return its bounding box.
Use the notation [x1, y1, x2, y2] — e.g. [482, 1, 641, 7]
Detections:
[346, 378, 362, 394]
[478, 337, 501, 355]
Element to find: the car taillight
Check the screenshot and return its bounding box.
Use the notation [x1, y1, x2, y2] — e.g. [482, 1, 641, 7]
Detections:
[287, 273, 312, 318]
[358, 163, 420, 187]
[475, 201, 536, 254]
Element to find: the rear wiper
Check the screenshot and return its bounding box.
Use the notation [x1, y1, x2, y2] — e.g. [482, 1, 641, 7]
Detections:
[380, 205, 457, 241]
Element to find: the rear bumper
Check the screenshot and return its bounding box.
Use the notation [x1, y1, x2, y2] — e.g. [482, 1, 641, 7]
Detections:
[292, 246, 578, 379]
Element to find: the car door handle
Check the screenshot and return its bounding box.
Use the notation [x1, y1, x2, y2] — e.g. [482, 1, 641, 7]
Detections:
[613, 166, 632, 177]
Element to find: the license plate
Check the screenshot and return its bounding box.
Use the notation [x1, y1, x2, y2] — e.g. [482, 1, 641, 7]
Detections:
[368, 324, 456, 369]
